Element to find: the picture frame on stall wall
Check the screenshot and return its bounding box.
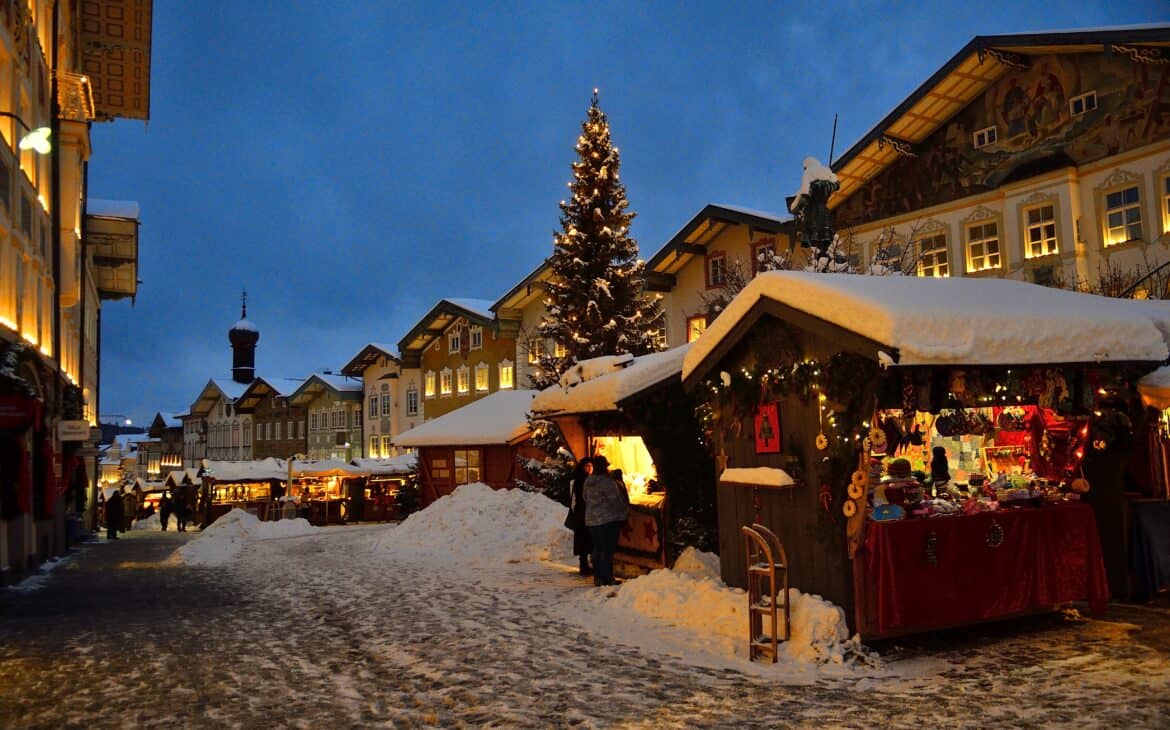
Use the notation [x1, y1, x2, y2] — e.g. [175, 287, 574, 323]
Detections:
[754, 403, 782, 454]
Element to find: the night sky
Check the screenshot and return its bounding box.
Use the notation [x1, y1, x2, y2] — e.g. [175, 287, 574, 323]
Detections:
[87, 2, 1167, 425]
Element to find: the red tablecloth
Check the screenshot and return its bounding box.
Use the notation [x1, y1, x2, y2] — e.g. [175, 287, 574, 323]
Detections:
[859, 502, 1109, 636]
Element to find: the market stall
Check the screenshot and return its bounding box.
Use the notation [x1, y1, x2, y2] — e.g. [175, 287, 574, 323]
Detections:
[200, 458, 287, 522]
[532, 345, 713, 571]
[682, 271, 1169, 639]
[350, 454, 417, 521]
[286, 459, 367, 525]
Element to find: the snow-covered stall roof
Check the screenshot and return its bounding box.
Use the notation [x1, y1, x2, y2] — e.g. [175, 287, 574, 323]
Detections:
[287, 459, 365, 478]
[352, 454, 417, 475]
[682, 271, 1170, 381]
[395, 390, 536, 447]
[201, 458, 287, 482]
[532, 345, 691, 416]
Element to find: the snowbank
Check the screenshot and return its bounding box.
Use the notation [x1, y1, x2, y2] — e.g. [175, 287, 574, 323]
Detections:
[374, 482, 574, 564]
[173, 509, 318, 567]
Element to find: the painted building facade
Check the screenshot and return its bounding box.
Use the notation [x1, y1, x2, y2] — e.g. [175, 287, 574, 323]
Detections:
[290, 373, 363, 461]
[340, 343, 417, 458]
[234, 377, 307, 461]
[830, 28, 1170, 293]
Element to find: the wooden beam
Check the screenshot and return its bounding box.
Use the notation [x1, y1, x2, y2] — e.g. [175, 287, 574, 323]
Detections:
[676, 243, 706, 256]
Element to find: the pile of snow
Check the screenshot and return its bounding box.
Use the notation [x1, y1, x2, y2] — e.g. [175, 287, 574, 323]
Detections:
[173, 509, 318, 567]
[599, 555, 870, 667]
[131, 512, 162, 531]
[375, 482, 574, 564]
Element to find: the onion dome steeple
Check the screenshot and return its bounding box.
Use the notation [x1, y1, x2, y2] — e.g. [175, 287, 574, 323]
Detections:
[229, 290, 259, 384]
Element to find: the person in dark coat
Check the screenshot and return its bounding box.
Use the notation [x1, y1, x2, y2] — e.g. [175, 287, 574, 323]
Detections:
[159, 490, 173, 531]
[171, 484, 188, 531]
[564, 458, 594, 576]
[583, 456, 629, 587]
[105, 489, 124, 540]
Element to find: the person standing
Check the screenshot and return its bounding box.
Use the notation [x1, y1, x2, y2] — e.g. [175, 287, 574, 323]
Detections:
[105, 488, 124, 541]
[583, 456, 629, 587]
[564, 458, 594, 576]
[159, 490, 173, 532]
[174, 485, 189, 532]
[121, 488, 137, 533]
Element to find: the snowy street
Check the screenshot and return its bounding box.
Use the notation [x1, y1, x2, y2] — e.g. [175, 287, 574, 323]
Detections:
[3, 485, 1170, 728]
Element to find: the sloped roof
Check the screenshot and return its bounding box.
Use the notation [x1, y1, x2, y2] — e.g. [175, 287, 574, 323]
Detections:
[397, 297, 499, 366]
[682, 271, 1170, 385]
[644, 204, 790, 291]
[340, 342, 401, 377]
[829, 25, 1170, 208]
[288, 373, 362, 407]
[532, 345, 690, 416]
[234, 376, 307, 413]
[189, 378, 249, 417]
[395, 390, 536, 447]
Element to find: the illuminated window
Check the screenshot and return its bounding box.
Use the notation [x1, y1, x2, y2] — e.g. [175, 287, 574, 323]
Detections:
[380, 394, 391, 416]
[1069, 90, 1097, 117]
[528, 338, 545, 364]
[457, 365, 470, 394]
[965, 221, 1001, 271]
[973, 125, 997, 149]
[424, 371, 436, 398]
[1105, 186, 1142, 246]
[440, 368, 453, 396]
[651, 316, 667, 349]
[1163, 175, 1170, 234]
[1024, 204, 1058, 258]
[475, 362, 489, 391]
[687, 315, 707, 343]
[499, 359, 514, 389]
[554, 341, 567, 358]
[381, 435, 391, 456]
[369, 435, 378, 456]
[454, 448, 481, 485]
[368, 395, 377, 418]
[706, 251, 726, 288]
[470, 326, 483, 350]
[407, 385, 419, 415]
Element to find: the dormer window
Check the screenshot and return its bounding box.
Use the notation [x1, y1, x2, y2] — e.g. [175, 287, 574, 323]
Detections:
[448, 330, 461, 353]
[706, 251, 726, 289]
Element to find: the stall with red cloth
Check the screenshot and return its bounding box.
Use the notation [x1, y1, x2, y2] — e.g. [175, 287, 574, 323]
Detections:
[681, 272, 1169, 640]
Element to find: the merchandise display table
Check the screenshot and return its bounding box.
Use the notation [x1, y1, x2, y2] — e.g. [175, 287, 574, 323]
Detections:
[856, 502, 1110, 637]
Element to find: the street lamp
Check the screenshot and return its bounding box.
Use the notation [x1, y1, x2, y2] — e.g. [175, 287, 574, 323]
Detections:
[0, 111, 51, 154]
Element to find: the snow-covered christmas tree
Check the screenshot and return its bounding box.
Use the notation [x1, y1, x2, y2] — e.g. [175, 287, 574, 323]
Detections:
[531, 90, 664, 389]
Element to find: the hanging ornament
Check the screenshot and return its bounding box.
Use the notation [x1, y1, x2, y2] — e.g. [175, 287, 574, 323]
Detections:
[816, 433, 829, 451]
[842, 499, 857, 517]
[1070, 477, 1091, 494]
[847, 479, 865, 500]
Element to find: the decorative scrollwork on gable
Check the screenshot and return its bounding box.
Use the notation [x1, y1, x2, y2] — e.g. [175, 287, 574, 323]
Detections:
[878, 135, 917, 158]
[979, 47, 1029, 70]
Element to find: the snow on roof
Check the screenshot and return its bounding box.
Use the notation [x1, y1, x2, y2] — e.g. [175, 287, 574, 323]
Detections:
[87, 198, 141, 219]
[368, 342, 399, 357]
[231, 318, 259, 333]
[211, 378, 249, 401]
[311, 373, 362, 392]
[395, 390, 536, 447]
[352, 453, 418, 475]
[444, 298, 496, 321]
[683, 272, 1170, 381]
[202, 458, 287, 482]
[287, 459, 365, 477]
[261, 377, 307, 396]
[711, 203, 790, 223]
[1140, 365, 1170, 410]
[719, 467, 796, 489]
[792, 157, 838, 201]
[533, 345, 690, 416]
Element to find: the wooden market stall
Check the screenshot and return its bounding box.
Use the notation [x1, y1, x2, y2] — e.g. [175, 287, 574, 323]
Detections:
[394, 390, 544, 508]
[682, 271, 1170, 639]
[350, 454, 417, 521]
[286, 459, 367, 525]
[532, 346, 715, 571]
[200, 458, 287, 523]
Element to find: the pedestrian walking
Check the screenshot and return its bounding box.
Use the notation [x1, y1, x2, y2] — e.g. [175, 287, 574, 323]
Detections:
[174, 485, 189, 532]
[583, 455, 629, 587]
[122, 488, 138, 532]
[105, 488, 124, 540]
[564, 457, 594, 577]
[159, 490, 172, 531]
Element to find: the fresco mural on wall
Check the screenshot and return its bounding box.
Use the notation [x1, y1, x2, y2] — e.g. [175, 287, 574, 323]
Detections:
[835, 51, 1170, 227]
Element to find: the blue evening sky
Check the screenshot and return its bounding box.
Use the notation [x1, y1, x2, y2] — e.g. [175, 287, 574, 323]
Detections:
[88, 1, 1168, 425]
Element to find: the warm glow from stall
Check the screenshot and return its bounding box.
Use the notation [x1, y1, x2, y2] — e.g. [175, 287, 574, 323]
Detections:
[591, 435, 657, 497]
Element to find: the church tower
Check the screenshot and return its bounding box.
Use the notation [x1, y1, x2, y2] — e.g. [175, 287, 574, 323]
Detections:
[228, 290, 259, 384]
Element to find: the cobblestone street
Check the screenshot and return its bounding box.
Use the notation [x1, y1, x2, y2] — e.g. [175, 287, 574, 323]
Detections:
[3, 527, 1170, 729]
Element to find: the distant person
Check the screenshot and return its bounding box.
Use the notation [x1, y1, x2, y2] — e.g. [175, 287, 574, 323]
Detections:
[159, 490, 173, 531]
[174, 485, 189, 533]
[121, 488, 137, 532]
[564, 457, 594, 577]
[105, 489, 124, 541]
[583, 455, 629, 587]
